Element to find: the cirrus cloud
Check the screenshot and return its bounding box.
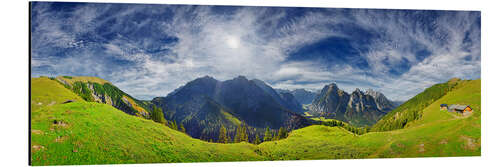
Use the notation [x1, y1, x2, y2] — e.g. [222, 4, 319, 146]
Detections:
[31, 2, 480, 101]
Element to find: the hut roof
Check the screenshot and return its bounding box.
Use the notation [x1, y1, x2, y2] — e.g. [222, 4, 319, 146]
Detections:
[448, 104, 468, 111]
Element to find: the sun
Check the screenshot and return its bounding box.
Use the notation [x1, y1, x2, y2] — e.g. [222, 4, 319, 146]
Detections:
[225, 35, 240, 49]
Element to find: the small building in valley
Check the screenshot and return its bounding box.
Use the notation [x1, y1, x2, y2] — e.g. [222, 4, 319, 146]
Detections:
[447, 104, 473, 115]
[440, 104, 448, 110]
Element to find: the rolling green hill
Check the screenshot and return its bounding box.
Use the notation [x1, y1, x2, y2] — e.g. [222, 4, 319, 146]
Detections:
[31, 102, 264, 165]
[258, 79, 480, 159]
[30, 77, 480, 165]
[371, 78, 464, 131]
[30, 78, 263, 165]
[54, 76, 150, 118]
[30, 77, 84, 111]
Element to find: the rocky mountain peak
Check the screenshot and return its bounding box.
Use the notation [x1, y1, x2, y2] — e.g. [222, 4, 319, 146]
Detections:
[320, 83, 340, 95]
[234, 75, 248, 81]
[366, 88, 381, 98]
[353, 88, 362, 94]
[327, 83, 339, 89]
[310, 82, 397, 126]
[191, 75, 218, 84]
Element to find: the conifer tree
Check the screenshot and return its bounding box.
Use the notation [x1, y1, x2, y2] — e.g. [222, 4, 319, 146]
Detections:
[278, 127, 288, 139]
[234, 125, 242, 143]
[272, 131, 279, 141]
[241, 123, 248, 142]
[218, 125, 229, 143]
[253, 134, 261, 144]
[172, 120, 178, 130]
[263, 126, 272, 142]
[151, 105, 166, 124]
[166, 120, 172, 128]
[179, 123, 186, 133]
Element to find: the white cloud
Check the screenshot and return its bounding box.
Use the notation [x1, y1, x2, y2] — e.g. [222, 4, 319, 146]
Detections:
[31, 4, 480, 101]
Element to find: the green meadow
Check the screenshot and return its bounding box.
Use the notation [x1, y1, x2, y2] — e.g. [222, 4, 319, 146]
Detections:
[30, 77, 480, 165]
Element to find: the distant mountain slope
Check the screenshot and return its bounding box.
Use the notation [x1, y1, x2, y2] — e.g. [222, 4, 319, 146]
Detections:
[54, 76, 150, 118]
[152, 76, 309, 142]
[371, 78, 465, 131]
[365, 89, 397, 111]
[308, 83, 396, 126]
[253, 79, 303, 114]
[278, 89, 318, 105]
[277, 91, 304, 114]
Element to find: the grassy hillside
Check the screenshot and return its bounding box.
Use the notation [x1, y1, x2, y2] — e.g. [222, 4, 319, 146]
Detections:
[54, 76, 150, 117]
[258, 79, 480, 159]
[56, 76, 110, 85]
[31, 77, 262, 165]
[31, 102, 263, 165]
[31, 77, 83, 111]
[30, 78, 480, 165]
[371, 78, 463, 131]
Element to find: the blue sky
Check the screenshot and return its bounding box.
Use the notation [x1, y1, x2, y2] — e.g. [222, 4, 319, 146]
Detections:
[30, 2, 481, 101]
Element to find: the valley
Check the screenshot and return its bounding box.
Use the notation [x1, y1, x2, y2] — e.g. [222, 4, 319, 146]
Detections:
[30, 76, 481, 165]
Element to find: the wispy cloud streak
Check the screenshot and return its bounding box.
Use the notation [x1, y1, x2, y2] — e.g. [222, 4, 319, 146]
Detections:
[30, 2, 480, 100]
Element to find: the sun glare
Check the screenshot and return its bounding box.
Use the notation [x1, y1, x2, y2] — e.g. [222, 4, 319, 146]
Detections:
[226, 36, 240, 49]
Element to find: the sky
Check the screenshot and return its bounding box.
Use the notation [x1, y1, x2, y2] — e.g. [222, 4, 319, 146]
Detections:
[30, 2, 481, 101]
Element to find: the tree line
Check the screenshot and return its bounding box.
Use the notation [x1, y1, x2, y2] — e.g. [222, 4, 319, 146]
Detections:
[217, 124, 289, 144]
[319, 119, 369, 135]
[150, 103, 291, 145]
[150, 105, 186, 133]
[371, 80, 459, 131]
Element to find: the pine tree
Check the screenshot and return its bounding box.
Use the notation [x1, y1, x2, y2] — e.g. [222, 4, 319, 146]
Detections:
[241, 123, 248, 142]
[278, 127, 288, 139]
[234, 125, 241, 143]
[165, 120, 170, 128]
[179, 123, 186, 133]
[263, 126, 272, 142]
[218, 125, 229, 143]
[172, 120, 178, 130]
[272, 131, 279, 141]
[151, 105, 166, 124]
[253, 134, 261, 144]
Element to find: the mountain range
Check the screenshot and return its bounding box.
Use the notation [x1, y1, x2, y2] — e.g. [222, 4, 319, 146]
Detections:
[49, 75, 397, 141]
[151, 76, 309, 141]
[277, 88, 318, 105]
[308, 83, 397, 126]
[30, 75, 481, 165]
[151, 75, 398, 140]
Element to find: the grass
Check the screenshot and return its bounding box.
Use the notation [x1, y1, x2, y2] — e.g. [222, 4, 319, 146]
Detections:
[221, 110, 242, 125]
[56, 76, 110, 85]
[257, 79, 480, 159]
[371, 78, 462, 131]
[310, 117, 339, 122]
[303, 111, 313, 117]
[30, 78, 480, 165]
[31, 102, 263, 165]
[31, 78, 262, 165]
[31, 77, 83, 111]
